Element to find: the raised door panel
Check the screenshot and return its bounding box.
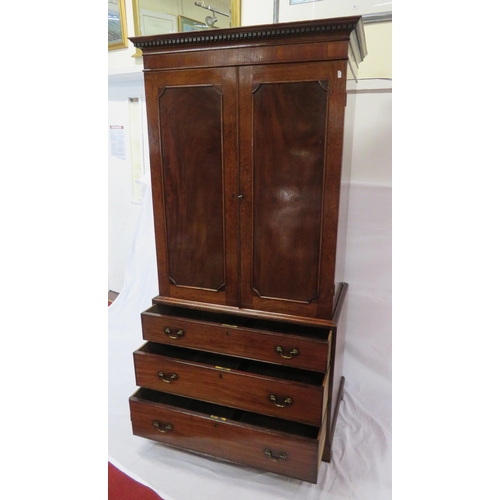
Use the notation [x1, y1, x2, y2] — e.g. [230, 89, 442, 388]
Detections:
[239, 62, 347, 320]
[252, 80, 326, 303]
[145, 68, 239, 307]
[160, 85, 224, 291]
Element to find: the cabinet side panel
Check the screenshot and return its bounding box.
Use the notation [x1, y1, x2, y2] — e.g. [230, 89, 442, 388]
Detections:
[316, 61, 347, 319]
[144, 73, 171, 296]
[334, 69, 356, 288]
[323, 283, 348, 460]
[159, 86, 225, 291]
[252, 81, 326, 303]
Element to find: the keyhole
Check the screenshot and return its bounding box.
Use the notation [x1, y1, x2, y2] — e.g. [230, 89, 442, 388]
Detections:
[219, 373, 222, 379]
[226, 331, 230, 336]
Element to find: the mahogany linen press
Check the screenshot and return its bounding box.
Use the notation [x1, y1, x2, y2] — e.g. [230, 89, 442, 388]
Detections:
[128, 16, 366, 483]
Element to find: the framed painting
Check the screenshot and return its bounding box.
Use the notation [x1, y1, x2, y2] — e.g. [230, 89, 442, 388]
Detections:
[280, 0, 392, 23]
[108, 0, 128, 50]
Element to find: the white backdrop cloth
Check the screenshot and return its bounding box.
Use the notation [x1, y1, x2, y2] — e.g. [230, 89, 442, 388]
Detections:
[108, 173, 392, 500]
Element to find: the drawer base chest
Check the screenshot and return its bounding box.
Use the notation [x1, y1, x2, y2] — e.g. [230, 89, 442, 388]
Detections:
[130, 283, 347, 483]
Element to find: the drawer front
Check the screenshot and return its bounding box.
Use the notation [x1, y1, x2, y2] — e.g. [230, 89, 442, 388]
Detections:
[129, 394, 323, 483]
[134, 349, 327, 426]
[141, 306, 331, 372]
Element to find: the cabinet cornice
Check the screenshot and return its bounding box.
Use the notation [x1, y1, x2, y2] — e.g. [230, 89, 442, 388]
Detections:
[130, 16, 367, 68]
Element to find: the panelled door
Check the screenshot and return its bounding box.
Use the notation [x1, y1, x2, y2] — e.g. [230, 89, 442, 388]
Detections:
[238, 61, 347, 320]
[144, 67, 239, 307]
[146, 61, 347, 320]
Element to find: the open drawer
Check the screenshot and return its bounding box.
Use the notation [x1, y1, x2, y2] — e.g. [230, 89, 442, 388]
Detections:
[129, 388, 327, 484]
[141, 304, 332, 373]
[133, 342, 329, 426]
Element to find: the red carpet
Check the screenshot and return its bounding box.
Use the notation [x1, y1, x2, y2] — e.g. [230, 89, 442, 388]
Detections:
[108, 462, 163, 500]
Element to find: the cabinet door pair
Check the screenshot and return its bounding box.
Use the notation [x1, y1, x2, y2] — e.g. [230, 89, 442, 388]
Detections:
[144, 60, 347, 321]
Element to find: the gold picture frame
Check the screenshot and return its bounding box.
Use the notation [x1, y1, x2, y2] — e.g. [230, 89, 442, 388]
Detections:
[108, 0, 128, 51]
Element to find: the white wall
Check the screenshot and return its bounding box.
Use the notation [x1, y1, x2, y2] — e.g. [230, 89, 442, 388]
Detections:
[241, 0, 274, 25]
[108, 79, 149, 292]
[343, 80, 391, 417]
[350, 81, 392, 186]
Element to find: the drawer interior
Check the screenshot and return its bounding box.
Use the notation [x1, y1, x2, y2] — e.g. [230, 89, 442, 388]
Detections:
[133, 388, 320, 439]
[138, 342, 325, 386]
[146, 304, 330, 341]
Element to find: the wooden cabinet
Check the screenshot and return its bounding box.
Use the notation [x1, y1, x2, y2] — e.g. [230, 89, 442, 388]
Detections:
[129, 16, 366, 483]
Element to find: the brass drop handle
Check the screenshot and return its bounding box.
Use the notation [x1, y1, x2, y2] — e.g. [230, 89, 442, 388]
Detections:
[275, 346, 299, 359]
[264, 449, 287, 461]
[164, 327, 184, 339]
[158, 371, 178, 383]
[153, 420, 173, 433]
[269, 395, 293, 407]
